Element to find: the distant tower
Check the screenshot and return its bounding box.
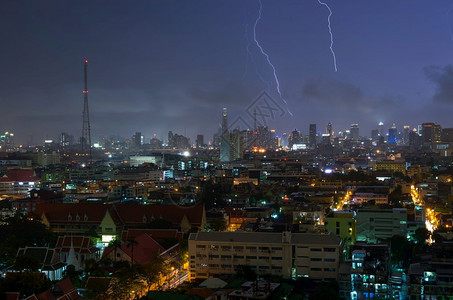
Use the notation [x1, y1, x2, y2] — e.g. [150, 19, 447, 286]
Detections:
[350, 124, 359, 140]
[309, 124, 317, 148]
[81, 59, 92, 163]
[222, 108, 228, 135]
[326, 122, 332, 136]
[220, 108, 230, 162]
[378, 122, 384, 137]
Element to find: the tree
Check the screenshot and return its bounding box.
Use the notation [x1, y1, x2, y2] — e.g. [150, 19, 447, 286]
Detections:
[139, 256, 166, 291]
[0, 213, 56, 267]
[390, 235, 413, 268]
[109, 238, 123, 263]
[14, 255, 40, 272]
[235, 265, 256, 281]
[389, 185, 402, 206]
[414, 227, 430, 245]
[0, 271, 51, 297]
[206, 216, 227, 232]
[63, 265, 83, 287]
[126, 238, 139, 267]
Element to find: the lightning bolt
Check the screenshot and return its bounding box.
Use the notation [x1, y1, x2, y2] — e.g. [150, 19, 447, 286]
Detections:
[317, 0, 338, 72]
[447, 2, 453, 42]
[243, 23, 271, 90]
[253, 0, 293, 116]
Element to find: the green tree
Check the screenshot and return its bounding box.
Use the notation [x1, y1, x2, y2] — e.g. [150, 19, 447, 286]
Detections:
[63, 265, 83, 287]
[0, 271, 51, 297]
[235, 265, 256, 281]
[389, 185, 402, 206]
[414, 227, 430, 245]
[14, 255, 40, 272]
[126, 238, 139, 267]
[390, 235, 413, 268]
[0, 213, 56, 267]
[139, 256, 166, 291]
[109, 237, 123, 262]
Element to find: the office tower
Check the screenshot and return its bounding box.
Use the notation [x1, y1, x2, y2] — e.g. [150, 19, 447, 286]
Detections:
[350, 124, 359, 140]
[132, 132, 142, 150]
[309, 124, 317, 148]
[196, 134, 204, 148]
[288, 129, 302, 148]
[403, 126, 410, 145]
[441, 128, 453, 142]
[371, 129, 379, 141]
[388, 123, 397, 144]
[327, 122, 332, 136]
[378, 122, 384, 137]
[422, 123, 441, 144]
[229, 129, 243, 161]
[60, 132, 74, 147]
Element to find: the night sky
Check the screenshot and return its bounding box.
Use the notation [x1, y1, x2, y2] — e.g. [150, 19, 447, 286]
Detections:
[2, 0, 453, 144]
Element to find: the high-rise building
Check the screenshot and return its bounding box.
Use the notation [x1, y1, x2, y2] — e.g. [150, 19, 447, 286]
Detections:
[229, 129, 243, 161]
[0, 132, 14, 149]
[220, 108, 230, 162]
[371, 129, 379, 141]
[378, 122, 384, 137]
[350, 124, 359, 140]
[132, 132, 143, 150]
[309, 124, 317, 148]
[196, 134, 204, 148]
[288, 129, 302, 148]
[422, 123, 441, 144]
[222, 107, 228, 136]
[441, 128, 453, 142]
[60, 132, 74, 147]
[403, 126, 410, 145]
[409, 129, 422, 148]
[327, 122, 332, 136]
[388, 123, 397, 144]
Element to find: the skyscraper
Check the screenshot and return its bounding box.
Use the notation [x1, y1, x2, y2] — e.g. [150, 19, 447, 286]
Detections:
[309, 124, 317, 148]
[403, 126, 410, 145]
[326, 122, 332, 136]
[422, 123, 441, 144]
[371, 129, 379, 141]
[350, 124, 359, 140]
[196, 134, 204, 148]
[388, 123, 397, 144]
[378, 122, 384, 137]
[222, 107, 228, 136]
[220, 108, 230, 162]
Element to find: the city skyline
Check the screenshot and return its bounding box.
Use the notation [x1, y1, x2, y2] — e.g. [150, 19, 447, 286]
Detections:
[2, 1, 453, 143]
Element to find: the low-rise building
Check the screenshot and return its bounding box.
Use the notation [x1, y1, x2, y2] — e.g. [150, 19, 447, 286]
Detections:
[324, 210, 356, 244]
[188, 231, 342, 281]
[356, 208, 407, 243]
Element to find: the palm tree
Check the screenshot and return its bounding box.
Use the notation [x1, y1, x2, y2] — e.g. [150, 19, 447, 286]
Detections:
[126, 238, 139, 267]
[109, 238, 122, 263]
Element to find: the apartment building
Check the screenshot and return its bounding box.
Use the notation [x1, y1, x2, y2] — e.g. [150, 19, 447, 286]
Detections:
[356, 208, 407, 243]
[188, 231, 342, 281]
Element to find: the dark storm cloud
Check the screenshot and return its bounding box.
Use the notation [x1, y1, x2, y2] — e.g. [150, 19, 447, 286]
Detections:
[302, 78, 365, 106]
[188, 81, 253, 107]
[299, 77, 403, 122]
[424, 65, 453, 104]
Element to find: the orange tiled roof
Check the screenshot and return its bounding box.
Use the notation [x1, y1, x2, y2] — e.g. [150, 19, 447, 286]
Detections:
[102, 233, 165, 265]
[121, 229, 183, 242]
[0, 169, 40, 182]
